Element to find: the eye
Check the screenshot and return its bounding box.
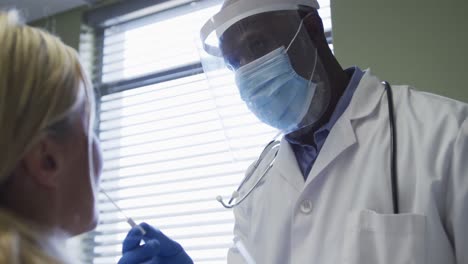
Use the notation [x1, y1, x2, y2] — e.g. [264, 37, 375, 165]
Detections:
[248, 38, 268, 55]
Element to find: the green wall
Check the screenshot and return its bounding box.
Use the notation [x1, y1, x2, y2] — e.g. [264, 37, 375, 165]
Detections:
[30, 6, 87, 50]
[332, 1, 468, 102]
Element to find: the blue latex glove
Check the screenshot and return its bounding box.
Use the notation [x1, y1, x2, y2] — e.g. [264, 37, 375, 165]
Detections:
[118, 222, 193, 264]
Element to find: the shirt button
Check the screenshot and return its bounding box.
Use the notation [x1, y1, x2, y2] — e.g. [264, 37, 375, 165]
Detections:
[300, 200, 313, 214]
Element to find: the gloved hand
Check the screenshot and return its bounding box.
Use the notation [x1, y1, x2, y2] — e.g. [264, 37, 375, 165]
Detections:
[118, 222, 193, 264]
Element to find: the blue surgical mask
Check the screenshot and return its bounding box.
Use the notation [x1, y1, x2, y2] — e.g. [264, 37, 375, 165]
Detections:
[235, 46, 318, 132]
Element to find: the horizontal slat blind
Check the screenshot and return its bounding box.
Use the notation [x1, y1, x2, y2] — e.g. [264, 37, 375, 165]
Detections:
[100, 1, 220, 84]
[95, 71, 277, 263]
[89, 0, 332, 263]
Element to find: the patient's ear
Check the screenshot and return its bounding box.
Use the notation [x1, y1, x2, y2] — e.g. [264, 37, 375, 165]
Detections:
[18, 137, 64, 188]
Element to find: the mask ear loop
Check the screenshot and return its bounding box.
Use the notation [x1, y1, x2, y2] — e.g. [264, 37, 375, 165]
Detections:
[286, 21, 304, 52]
[284, 13, 319, 130]
[285, 14, 319, 88]
[307, 48, 318, 86]
[286, 12, 315, 52]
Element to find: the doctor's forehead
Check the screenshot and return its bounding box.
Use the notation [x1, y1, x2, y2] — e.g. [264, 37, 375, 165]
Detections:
[219, 11, 299, 50]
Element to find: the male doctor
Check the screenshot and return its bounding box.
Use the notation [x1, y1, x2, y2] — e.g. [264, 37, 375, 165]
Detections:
[118, 0, 468, 263]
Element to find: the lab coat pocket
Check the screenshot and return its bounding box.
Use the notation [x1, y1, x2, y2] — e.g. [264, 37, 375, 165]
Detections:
[342, 209, 426, 264]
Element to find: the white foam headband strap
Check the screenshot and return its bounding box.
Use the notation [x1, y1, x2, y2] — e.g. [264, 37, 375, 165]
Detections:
[200, 0, 320, 57]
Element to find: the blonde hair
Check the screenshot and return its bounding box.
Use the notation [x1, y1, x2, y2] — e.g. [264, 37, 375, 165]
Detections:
[0, 10, 94, 264]
[0, 209, 65, 264]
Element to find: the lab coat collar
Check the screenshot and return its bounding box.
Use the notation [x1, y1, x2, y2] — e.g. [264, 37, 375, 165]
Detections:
[345, 69, 386, 121]
[275, 69, 385, 190]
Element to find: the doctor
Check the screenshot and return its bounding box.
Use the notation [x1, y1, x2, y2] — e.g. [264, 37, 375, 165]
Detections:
[119, 0, 468, 263]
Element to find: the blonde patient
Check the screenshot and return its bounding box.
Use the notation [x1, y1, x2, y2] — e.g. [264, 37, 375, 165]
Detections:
[0, 10, 102, 263]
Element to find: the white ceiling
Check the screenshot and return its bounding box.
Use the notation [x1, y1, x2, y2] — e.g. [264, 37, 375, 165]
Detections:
[0, 0, 89, 22]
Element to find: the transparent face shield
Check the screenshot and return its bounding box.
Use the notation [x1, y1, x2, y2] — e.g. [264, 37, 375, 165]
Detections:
[199, 9, 331, 135]
[86, 91, 151, 236]
[82, 78, 147, 235]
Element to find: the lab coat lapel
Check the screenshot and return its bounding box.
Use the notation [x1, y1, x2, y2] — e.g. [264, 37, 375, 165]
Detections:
[305, 118, 357, 183]
[306, 70, 385, 184]
[275, 138, 305, 191]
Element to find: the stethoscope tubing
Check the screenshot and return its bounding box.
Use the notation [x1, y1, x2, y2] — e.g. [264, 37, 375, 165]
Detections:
[219, 82, 399, 214]
[384, 81, 399, 214]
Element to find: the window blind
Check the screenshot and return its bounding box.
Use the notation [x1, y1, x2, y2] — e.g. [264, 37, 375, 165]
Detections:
[85, 1, 333, 263]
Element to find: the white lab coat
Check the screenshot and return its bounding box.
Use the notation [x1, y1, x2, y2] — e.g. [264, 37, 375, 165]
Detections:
[228, 70, 468, 264]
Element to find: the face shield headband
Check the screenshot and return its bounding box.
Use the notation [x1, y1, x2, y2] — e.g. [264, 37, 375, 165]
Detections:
[200, 0, 320, 57]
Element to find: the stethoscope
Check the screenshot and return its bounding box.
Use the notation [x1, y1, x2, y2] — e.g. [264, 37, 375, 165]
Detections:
[217, 81, 400, 214]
